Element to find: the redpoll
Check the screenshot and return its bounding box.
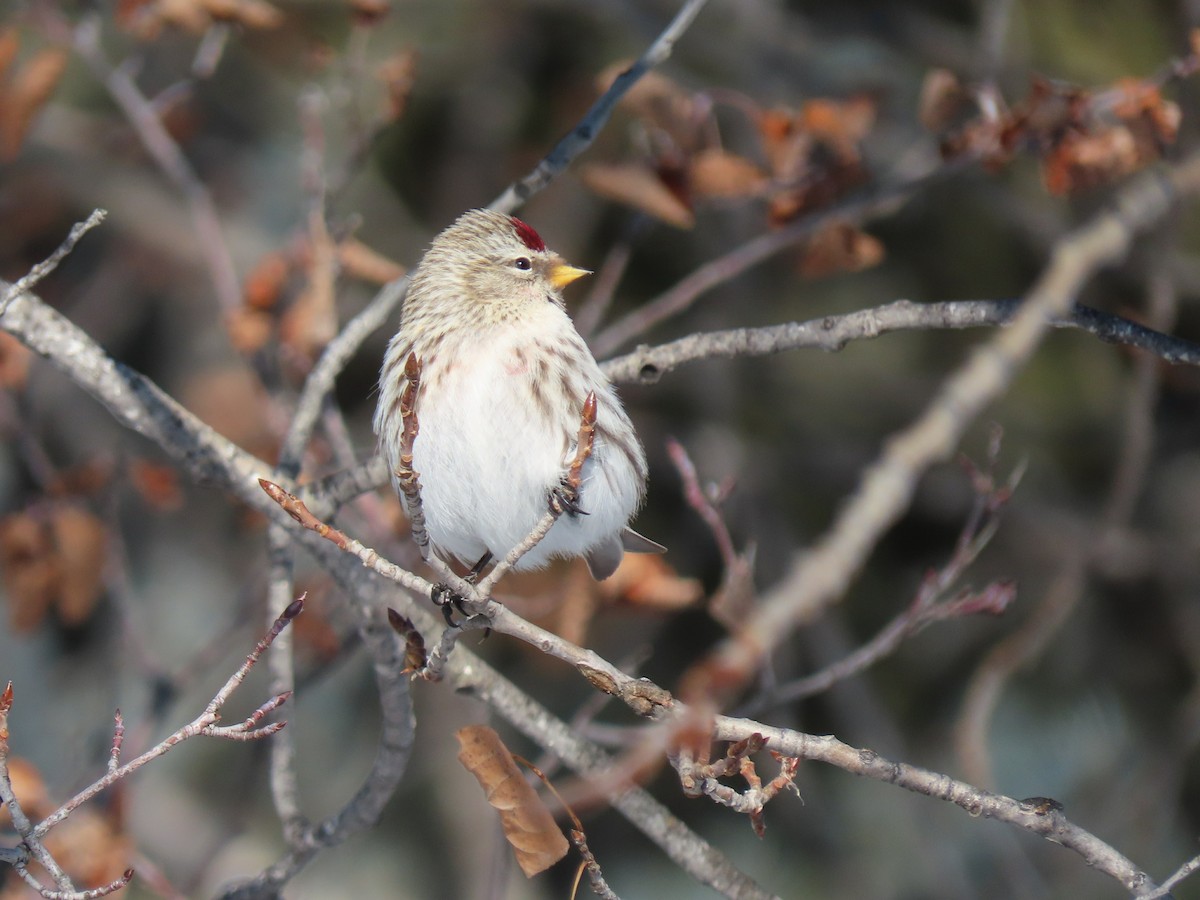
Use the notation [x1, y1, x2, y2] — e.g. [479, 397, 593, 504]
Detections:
[375, 209, 660, 580]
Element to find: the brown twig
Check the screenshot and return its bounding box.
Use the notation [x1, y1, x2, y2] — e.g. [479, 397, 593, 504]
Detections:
[258, 477, 447, 599]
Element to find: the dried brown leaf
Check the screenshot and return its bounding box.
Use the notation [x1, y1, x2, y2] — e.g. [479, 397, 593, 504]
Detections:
[0, 330, 31, 389]
[0, 757, 50, 824]
[243, 251, 292, 311]
[579, 162, 695, 229]
[338, 238, 406, 284]
[347, 0, 390, 26]
[225, 307, 274, 354]
[377, 49, 418, 122]
[601, 553, 703, 611]
[919, 68, 968, 131]
[280, 210, 338, 361]
[0, 47, 69, 162]
[0, 29, 19, 83]
[47, 459, 115, 498]
[0, 513, 57, 632]
[181, 366, 276, 460]
[50, 506, 108, 626]
[798, 224, 884, 278]
[801, 96, 875, 161]
[1042, 126, 1139, 195]
[200, 0, 284, 28]
[43, 807, 132, 892]
[128, 459, 184, 510]
[456, 725, 569, 878]
[147, 0, 211, 36]
[597, 60, 696, 147]
[687, 148, 768, 199]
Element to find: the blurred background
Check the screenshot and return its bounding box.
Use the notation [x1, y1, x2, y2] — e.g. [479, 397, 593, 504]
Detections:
[2, 0, 1200, 897]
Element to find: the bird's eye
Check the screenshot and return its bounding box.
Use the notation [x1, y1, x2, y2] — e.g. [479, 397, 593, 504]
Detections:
[514, 257, 532, 271]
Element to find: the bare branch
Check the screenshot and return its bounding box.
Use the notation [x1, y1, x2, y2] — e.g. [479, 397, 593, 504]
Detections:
[688, 159, 1196, 707]
[601, 298, 1200, 385]
[590, 164, 960, 357]
[32, 599, 300, 840]
[711, 717, 1161, 896]
[69, 14, 241, 312]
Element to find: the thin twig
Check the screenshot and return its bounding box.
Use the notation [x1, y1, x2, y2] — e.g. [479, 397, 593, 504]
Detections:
[0, 209, 107, 315]
[686, 160, 1192, 708]
[33, 599, 300, 839]
[1144, 851, 1200, 899]
[600, 298, 1200, 385]
[70, 15, 241, 313]
[590, 163, 959, 357]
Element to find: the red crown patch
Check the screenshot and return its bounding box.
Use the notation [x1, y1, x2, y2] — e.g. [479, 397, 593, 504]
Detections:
[509, 216, 546, 252]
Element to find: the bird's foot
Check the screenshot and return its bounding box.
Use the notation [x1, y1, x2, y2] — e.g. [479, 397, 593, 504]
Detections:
[548, 477, 589, 518]
[431, 583, 470, 627]
[432, 552, 494, 628]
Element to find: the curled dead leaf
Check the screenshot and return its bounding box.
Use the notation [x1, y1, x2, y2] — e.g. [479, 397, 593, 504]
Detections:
[798, 224, 884, 278]
[49, 506, 108, 627]
[801, 96, 876, 162]
[0, 46, 69, 162]
[200, 0, 283, 28]
[128, 459, 184, 511]
[225, 306, 274, 354]
[243, 252, 292, 311]
[181, 366, 277, 460]
[1042, 126, 1139, 195]
[919, 68, 969, 131]
[377, 49, 418, 122]
[43, 807, 133, 892]
[579, 161, 694, 229]
[0, 29, 19, 83]
[456, 725, 569, 878]
[347, 0, 390, 26]
[0, 757, 50, 824]
[601, 553, 703, 611]
[0, 513, 58, 632]
[338, 238, 406, 284]
[688, 149, 768, 199]
[598, 61, 697, 149]
[0, 330, 32, 389]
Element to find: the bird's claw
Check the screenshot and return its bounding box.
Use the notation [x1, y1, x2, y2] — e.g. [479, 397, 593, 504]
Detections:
[431, 583, 469, 627]
[548, 478, 588, 518]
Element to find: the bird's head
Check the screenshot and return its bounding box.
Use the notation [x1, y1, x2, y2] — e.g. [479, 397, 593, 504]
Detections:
[412, 209, 589, 320]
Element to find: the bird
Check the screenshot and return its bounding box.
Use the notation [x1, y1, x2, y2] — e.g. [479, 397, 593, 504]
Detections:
[374, 208, 661, 581]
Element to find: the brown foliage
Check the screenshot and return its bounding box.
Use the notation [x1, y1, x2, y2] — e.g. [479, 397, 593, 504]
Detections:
[455, 725, 569, 878]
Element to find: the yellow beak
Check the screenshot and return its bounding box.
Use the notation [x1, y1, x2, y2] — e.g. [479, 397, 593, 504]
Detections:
[548, 264, 591, 291]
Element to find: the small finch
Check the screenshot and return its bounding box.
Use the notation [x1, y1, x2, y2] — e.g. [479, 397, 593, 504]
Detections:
[375, 208, 660, 580]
